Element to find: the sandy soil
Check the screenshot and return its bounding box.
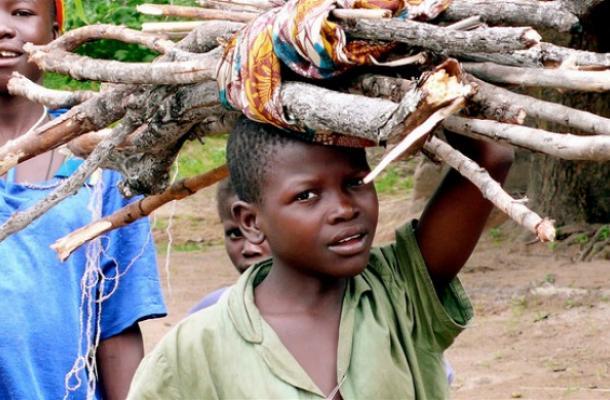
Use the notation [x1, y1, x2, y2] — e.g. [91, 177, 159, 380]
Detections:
[140, 186, 610, 399]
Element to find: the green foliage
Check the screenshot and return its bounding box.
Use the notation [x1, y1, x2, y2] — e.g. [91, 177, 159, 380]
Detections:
[488, 227, 504, 244]
[62, 0, 193, 63]
[543, 273, 556, 285]
[374, 165, 413, 195]
[175, 136, 227, 180]
[575, 233, 589, 245]
[596, 225, 610, 241]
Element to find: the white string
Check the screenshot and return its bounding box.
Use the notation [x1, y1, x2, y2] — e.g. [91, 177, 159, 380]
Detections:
[162, 162, 180, 299]
[63, 171, 104, 400]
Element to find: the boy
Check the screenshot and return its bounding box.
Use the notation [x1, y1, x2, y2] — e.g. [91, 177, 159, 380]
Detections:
[129, 117, 513, 399]
[189, 178, 271, 313]
[0, 1, 166, 399]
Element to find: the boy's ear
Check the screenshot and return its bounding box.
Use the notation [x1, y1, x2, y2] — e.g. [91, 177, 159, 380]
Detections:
[232, 200, 266, 245]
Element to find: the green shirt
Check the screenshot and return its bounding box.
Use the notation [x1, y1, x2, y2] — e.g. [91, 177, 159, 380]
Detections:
[129, 222, 473, 399]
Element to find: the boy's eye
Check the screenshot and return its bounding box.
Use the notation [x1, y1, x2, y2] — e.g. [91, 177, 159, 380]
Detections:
[226, 228, 243, 240]
[295, 190, 317, 202]
[13, 9, 35, 17]
[347, 177, 365, 188]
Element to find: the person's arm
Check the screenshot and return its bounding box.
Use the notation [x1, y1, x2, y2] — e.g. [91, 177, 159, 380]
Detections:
[96, 323, 145, 400]
[415, 132, 514, 288]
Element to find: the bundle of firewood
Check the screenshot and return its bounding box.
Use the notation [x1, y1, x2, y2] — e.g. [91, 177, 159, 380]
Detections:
[2, 0, 609, 260]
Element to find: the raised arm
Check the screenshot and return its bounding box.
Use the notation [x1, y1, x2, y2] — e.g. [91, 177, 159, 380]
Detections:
[415, 132, 514, 288]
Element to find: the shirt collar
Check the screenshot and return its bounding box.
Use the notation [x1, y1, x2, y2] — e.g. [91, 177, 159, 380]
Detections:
[227, 259, 373, 395]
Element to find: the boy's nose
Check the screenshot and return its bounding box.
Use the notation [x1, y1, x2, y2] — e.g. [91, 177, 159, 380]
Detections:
[242, 241, 264, 257]
[328, 193, 358, 223]
[0, 24, 16, 39]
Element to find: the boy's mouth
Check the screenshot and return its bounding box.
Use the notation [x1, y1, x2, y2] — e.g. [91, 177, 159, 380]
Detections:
[0, 51, 20, 58]
[0, 48, 22, 59]
[328, 231, 368, 256]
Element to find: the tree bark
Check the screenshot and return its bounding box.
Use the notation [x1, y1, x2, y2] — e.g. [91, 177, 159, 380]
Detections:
[527, 7, 610, 225]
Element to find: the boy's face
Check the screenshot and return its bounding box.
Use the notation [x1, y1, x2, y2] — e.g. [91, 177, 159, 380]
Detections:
[251, 141, 379, 279]
[0, 0, 57, 92]
[221, 195, 271, 274]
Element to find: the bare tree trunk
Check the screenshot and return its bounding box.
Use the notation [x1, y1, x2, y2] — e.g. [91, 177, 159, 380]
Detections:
[527, 3, 610, 225]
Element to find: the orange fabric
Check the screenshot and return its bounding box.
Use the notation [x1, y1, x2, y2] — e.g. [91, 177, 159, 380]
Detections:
[54, 0, 64, 31]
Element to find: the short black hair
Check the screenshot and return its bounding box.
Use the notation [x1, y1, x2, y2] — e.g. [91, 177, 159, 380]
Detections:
[216, 178, 236, 220]
[227, 118, 299, 204]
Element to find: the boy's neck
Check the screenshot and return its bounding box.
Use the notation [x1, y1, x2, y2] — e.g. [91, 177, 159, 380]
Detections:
[254, 262, 347, 316]
[0, 93, 46, 145]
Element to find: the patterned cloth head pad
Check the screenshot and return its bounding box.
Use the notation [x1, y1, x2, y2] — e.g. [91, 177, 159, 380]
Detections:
[217, 0, 452, 145]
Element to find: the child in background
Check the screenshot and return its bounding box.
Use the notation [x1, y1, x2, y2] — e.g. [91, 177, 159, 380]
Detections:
[0, 1, 166, 399]
[129, 118, 513, 399]
[189, 178, 270, 313]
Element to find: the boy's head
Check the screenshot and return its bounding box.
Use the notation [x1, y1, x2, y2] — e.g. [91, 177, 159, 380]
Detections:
[0, 0, 60, 92]
[217, 177, 271, 274]
[227, 118, 379, 279]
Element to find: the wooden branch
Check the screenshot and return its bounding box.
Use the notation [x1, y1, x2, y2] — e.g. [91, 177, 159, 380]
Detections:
[197, 0, 281, 11]
[342, 19, 541, 56]
[43, 24, 175, 53]
[441, 0, 579, 33]
[51, 164, 229, 260]
[281, 63, 470, 145]
[26, 46, 218, 84]
[445, 16, 484, 31]
[424, 136, 556, 242]
[464, 42, 610, 69]
[0, 87, 132, 175]
[469, 76, 610, 135]
[351, 73, 526, 124]
[463, 62, 610, 92]
[172, 21, 244, 53]
[142, 21, 208, 33]
[137, 3, 256, 23]
[365, 98, 465, 183]
[350, 74, 416, 103]
[443, 116, 610, 161]
[198, 0, 262, 13]
[331, 9, 391, 20]
[0, 22, 240, 180]
[7, 72, 95, 109]
[0, 118, 138, 243]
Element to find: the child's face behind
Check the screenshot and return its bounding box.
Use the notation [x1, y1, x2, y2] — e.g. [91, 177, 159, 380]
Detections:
[222, 197, 271, 274]
[0, 0, 56, 92]
[254, 141, 379, 279]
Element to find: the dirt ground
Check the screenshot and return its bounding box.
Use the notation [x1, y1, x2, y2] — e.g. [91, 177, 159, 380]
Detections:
[140, 185, 610, 400]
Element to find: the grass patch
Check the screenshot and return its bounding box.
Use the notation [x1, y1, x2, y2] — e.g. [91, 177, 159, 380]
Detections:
[374, 165, 413, 195]
[156, 240, 210, 253]
[175, 136, 228, 179]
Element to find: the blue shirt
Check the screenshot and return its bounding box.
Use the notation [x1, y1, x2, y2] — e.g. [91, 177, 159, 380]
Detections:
[0, 111, 166, 399]
[189, 286, 229, 314]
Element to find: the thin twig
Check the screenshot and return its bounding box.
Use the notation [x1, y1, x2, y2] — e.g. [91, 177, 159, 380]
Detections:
[424, 136, 556, 242]
[26, 46, 218, 84]
[43, 24, 176, 53]
[464, 62, 610, 92]
[52, 164, 229, 260]
[469, 76, 610, 135]
[7, 72, 96, 109]
[0, 118, 139, 243]
[443, 116, 610, 161]
[137, 3, 256, 23]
